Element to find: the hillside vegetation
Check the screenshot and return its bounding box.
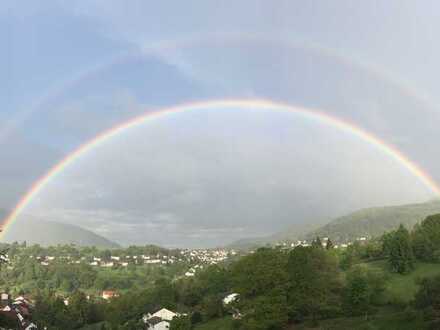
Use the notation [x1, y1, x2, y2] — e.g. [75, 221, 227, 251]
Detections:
[303, 200, 440, 242]
[1, 218, 120, 248]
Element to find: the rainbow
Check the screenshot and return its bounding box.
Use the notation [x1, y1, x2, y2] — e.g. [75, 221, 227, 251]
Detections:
[1, 98, 439, 235]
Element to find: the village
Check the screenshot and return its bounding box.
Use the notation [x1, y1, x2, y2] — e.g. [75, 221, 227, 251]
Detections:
[274, 236, 369, 249]
[18, 247, 238, 271]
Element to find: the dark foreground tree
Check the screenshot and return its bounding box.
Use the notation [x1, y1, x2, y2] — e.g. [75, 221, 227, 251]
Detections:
[287, 246, 342, 323]
[414, 275, 440, 327]
[231, 248, 289, 329]
[382, 224, 414, 274]
[343, 265, 386, 318]
[412, 214, 440, 262]
[170, 315, 192, 330]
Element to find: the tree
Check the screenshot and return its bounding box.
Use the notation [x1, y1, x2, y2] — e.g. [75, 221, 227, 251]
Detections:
[312, 237, 323, 249]
[382, 224, 414, 274]
[326, 239, 334, 250]
[231, 248, 288, 298]
[343, 265, 386, 318]
[170, 315, 192, 330]
[414, 275, 440, 327]
[200, 294, 224, 320]
[231, 248, 289, 329]
[339, 244, 360, 271]
[287, 246, 342, 323]
[412, 214, 440, 262]
[240, 293, 288, 330]
[68, 290, 98, 328]
[33, 291, 73, 329]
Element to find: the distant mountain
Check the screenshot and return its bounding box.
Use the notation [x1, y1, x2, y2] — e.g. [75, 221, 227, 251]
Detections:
[0, 213, 119, 248]
[303, 200, 440, 242]
[226, 236, 272, 250]
[228, 200, 440, 249]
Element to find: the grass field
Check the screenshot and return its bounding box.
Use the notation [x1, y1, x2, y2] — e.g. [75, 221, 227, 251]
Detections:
[294, 307, 426, 330]
[365, 260, 440, 303]
[194, 310, 427, 330]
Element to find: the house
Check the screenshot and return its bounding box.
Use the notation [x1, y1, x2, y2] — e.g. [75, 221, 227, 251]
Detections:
[145, 316, 169, 330]
[223, 293, 242, 320]
[101, 262, 114, 268]
[223, 293, 239, 305]
[102, 290, 119, 300]
[0, 296, 38, 330]
[143, 308, 179, 330]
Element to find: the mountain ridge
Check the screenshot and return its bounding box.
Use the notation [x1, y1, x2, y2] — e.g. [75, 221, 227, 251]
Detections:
[302, 200, 440, 242]
[0, 209, 119, 248]
[228, 200, 440, 249]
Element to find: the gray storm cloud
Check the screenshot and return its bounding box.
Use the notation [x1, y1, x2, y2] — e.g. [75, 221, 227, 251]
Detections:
[17, 107, 435, 247]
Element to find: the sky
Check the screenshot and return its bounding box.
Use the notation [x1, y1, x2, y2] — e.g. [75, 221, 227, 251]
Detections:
[2, 1, 440, 247]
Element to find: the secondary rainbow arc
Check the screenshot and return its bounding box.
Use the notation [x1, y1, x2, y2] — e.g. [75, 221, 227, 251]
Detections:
[1, 98, 439, 235]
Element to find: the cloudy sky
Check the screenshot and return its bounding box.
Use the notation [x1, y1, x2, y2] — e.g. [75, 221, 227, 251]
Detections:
[2, 1, 440, 247]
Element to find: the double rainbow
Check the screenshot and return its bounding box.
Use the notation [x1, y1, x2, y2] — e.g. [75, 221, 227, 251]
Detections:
[2, 98, 439, 235]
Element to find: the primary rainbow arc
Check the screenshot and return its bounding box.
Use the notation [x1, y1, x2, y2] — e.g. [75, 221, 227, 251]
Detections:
[1, 98, 439, 235]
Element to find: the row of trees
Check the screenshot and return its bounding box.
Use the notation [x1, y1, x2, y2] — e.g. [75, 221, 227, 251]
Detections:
[382, 214, 440, 274]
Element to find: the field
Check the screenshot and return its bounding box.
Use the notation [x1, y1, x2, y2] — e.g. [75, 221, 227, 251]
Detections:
[365, 261, 440, 303]
[294, 307, 426, 330]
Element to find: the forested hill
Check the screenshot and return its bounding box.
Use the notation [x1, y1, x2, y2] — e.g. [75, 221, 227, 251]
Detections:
[0, 217, 120, 248]
[304, 200, 440, 242]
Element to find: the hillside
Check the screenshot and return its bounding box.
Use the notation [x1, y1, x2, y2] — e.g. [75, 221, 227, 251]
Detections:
[228, 200, 440, 249]
[0, 212, 119, 248]
[303, 200, 440, 242]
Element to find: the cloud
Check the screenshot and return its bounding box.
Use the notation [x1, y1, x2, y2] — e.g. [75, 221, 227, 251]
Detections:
[19, 104, 436, 247]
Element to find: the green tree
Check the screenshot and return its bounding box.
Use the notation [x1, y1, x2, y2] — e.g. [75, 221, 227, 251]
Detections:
[231, 248, 288, 298]
[68, 290, 96, 327]
[383, 224, 414, 274]
[170, 315, 192, 330]
[33, 291, 73, 329]
[326, 238, 334, 250]
[312, 237, 323, 249]
[339, 244, 360, 270]
[343, 265, 386, 318]
[414, 275, 440, 327]
[412, 214, 440, 262]
[200, 294, 224, 320]
[240, 293, 288, 330]
[287, 246, 342, 322]
[231, 248, 289, 329]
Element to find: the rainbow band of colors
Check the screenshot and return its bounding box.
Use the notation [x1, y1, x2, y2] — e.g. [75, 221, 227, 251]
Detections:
[2, 98, 439, 235]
